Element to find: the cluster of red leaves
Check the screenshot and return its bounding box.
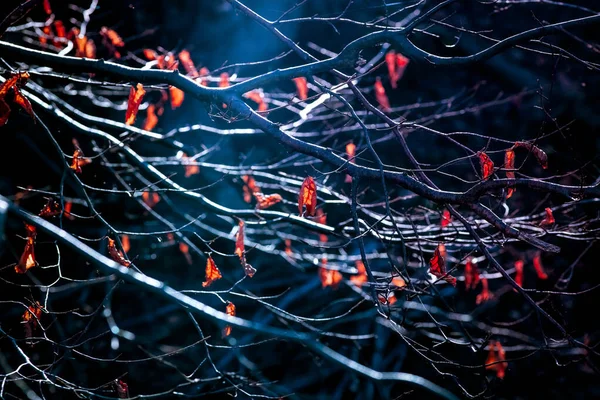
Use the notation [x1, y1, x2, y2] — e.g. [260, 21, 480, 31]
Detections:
[22, 301, 43, 343]
[70, 138, 92, 173]
[223, 301, 236, 337]
[428, 243, 457, 286]
[180, 153, 200, 177]
[234, 220, 256, 277]
[374, 77, 390, 112]
[478, 151, 494, 180]
[385, 50, 410, 88]
[125, 83, 146, 125]
[99, 27, 124, 58]
[16, 224, 38, 274]
[107, 238, 131, 267]
[319, 257, 342, 288]
[293, 77, 308, 100]
[202, 255, 222, 287]
[0, 71, 34, 127]
[298, 176, 317, 217]
[244, 90, 268, 112]
[485, 341, 508, 379]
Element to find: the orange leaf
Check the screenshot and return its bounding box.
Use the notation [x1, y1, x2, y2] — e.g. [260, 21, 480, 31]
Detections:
[539, 207, 555, 227]
[253, 193, 282, 210]
[0, 71, 30, 98]
[244, 90, 267, 112]
[298, 176, 317, 217]
[319, 258, 342, 288]
[514, 141, 548, 169]
[378, 292, 397, 305]
[143, 104, 159, 131]
[441, 209, 451, 228]
[64, 201, 75, 220]
[478, 151, 494, 179]
[346, 142, 356, 162]
[292, 77, 308, 100]
[180, 153, 200, 177]
[485, 341, 507, 379]
[121, 234, 130, 253]
[100, 27, 124, 47]
[197, 67, 210, 86]
[157, 52, 178, 70]
[235, 220, 245, 259]
[22, 301, 43, 341]
[179, 242, 192, 265]
[125, 83, 146, 125]
[143, 49, 158, 60]
[532, 252, 548, 280]
[169, 86, 185, 109]
[219, 73, 230, 88]
[222, 301, 236, 337]
[242, 175, 260, 203]
[464, 257, 480, 291]
[107, 238, 131, 267]
[177, 50, 198, 77]
[16, 237, 37, 274]
[142, 191, 160, 208]
[429, 243, 456, 286]
[84, 39, 96, 59]
[202, 255, 222, 287]
[392, 276, 406, 288]
[374, 77, 390, 111]
[350, 260, 368, 287]
[504, 149, 516, 198]
[284, 239, 292, 256]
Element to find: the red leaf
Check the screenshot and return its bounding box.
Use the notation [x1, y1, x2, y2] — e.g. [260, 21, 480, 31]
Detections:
[284, 239, 292, 256]
[464, 257, 480, 291]
[115, 380, 129, 399]
[533, 252, 548, 280]
[441, 209, 451, 228]
[298, 176, 317, 217]
[121, 234, 130, 253]
[16, 225, 37, 274]
[253, 193, 282, 210]
[222, 301, 236, 337]
[235, 220, 245, 259]
[43, 0, 52, 15]
[514, 260, 524, 288]
[293, 77, 308, 100]
[0, 72, 29, 98]
[374, 77, 390, 111]
[475, 277, 492, 304]
[142, 191, 160, 208]
[125, 83, 146, 125]
[485, 341, 507, 379]
[539, 207, 555, 227]
[39, 198, 61, 218]
[143, 49, 158, 60]
[428, 243, 456, 286]
[346, 142, 356, 162]
[478, 151, 494, 179]
[242, 175, 260, 203]
[169, 86, 184, 109]
[12, 87, 34, 120]
[100, 27, 124, 47]
[70, 138, 92, 174]
[202, 255, 222, 287]
[107, 238, 131, 267]
[385, 51, 398, 89]
[514, 141, 548, 169]
[244, 90, 267, 112]
[504, 149, 516, 198]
